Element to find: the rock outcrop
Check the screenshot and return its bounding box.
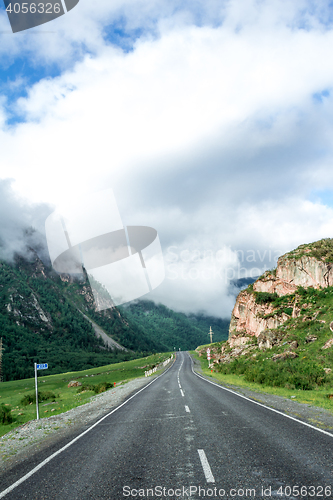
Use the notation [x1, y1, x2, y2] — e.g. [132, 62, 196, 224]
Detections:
[229, 239, 333, 339]
[229, 287, 290, 337]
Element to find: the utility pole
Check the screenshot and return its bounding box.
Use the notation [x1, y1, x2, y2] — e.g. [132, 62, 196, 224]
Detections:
[0, 338, 3, 382]
[208, 326, 214, 344]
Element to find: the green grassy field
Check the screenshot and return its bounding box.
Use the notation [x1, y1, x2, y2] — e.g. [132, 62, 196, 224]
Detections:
[0, 352, 172, 438]
[192, 351, 333, 414]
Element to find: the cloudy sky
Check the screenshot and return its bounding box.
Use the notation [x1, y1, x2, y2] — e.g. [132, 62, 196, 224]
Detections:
[1, 0, 333, 318]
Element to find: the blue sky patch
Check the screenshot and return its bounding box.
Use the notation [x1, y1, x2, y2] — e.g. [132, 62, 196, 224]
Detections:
[0, 57, 63, 126]
[310, 188, 333, 208]
[313, 89, 331, 103]
[103, 17, 146, 53]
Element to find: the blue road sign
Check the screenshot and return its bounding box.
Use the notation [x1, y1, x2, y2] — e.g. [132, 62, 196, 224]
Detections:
[36, 363, 48, 370]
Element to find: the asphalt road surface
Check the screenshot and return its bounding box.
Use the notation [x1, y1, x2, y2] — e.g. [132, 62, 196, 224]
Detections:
[1, 352, 333, 499]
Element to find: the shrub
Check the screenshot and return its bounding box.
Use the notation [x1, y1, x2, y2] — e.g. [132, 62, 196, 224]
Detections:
[217, 357, 326, 391]
[0, 404, 13, 424]
[94, 382, 114, 394]
[21, 391, 56, 406]
[254, 292, 278, 304]
[77, 384, 95, 393]
[77, 382, 114, 394]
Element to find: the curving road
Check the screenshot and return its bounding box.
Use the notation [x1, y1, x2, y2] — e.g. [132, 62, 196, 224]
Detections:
[1, 352, 333, 499]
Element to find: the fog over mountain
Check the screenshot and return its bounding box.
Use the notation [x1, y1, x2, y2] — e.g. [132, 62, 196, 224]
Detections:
[0, 179, 52, 262]
[1, 0, 333, 317]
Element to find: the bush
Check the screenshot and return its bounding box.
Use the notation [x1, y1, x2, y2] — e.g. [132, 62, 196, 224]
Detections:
[0, 404, 13, 424]
[255, 292, 278, 304]
[94, 382, 114, 394]
[77, 382, 114, 394]
[217, 357, 326, 391]
[20, 391, 56, 406]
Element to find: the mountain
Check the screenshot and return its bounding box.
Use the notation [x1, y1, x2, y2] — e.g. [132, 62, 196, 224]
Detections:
[0, 248, 229, 382]
[120, 300, 229, 351]
[197, 239, 333, 390]
[0, 253, 165, 381]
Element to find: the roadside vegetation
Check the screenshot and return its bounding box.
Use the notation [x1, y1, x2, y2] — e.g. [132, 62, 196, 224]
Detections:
[285, 238, 333, 262]
[0, 352, 171, 438]
[192, 351, 333, 413]
[194, 284, 333, 413]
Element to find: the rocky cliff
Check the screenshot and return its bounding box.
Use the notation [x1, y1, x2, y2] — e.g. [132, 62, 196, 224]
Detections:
[195, 240, 333, 390]
[229, 239, 333, 339]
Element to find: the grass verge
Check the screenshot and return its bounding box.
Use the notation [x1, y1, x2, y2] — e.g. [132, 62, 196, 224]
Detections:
[0, 352, 172, 438]
[191, 351, 333, 414]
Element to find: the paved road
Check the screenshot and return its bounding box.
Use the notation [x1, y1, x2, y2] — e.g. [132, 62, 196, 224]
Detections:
[1, 352, 333, 499]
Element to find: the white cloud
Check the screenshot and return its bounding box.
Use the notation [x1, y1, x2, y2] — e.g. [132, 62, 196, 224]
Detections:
[1, 1, 333, 315]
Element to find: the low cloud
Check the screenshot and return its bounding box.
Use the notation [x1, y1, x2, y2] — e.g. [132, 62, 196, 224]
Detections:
[0, 179, 52, 262]
[1, 1, 333, 317]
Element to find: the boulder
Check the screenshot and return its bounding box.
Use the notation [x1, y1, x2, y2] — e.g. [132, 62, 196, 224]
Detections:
[257, 330, 284, 350]
[68, 380, 82, 388]
[304, 335, 317, 343]
[272, 351, 298, 361]
[322, 338, 333, 350]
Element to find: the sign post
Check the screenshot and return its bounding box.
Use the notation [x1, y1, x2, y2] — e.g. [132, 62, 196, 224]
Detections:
[34, 363, 48, 420]
[207, 348, 211, 363]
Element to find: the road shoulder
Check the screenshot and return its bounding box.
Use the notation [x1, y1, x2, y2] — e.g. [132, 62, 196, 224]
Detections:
[0, 376, 152, 475]
[190, 352, 333, 434]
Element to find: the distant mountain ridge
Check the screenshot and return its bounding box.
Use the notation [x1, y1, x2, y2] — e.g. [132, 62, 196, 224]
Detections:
[0, 252, 164, 381]
[0, 251, 229, 381]
[121, 300, 229, 351]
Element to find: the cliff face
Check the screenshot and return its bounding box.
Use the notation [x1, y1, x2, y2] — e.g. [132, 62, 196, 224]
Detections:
[229, 239, 333, 339]
[229, 288, 290, 337]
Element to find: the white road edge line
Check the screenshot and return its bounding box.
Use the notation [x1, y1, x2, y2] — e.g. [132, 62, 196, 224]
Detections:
[0, 358, 177, 499]
[185, 405, 190, 413]
[180, 389, 184, 397]
[190, 355, 333, 439]
[198, 449, 215, 483]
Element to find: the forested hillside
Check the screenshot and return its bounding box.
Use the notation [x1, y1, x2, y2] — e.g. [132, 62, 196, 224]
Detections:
[0, 253, 164, 381]
[121, 300, 229, 351]
[0, 251, 230, 381]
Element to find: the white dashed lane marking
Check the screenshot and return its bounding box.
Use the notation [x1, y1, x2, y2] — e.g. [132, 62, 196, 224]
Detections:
[198, 449, 215, 483]
[180, 389, 184, 397]
[185, 406, 190, 413]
